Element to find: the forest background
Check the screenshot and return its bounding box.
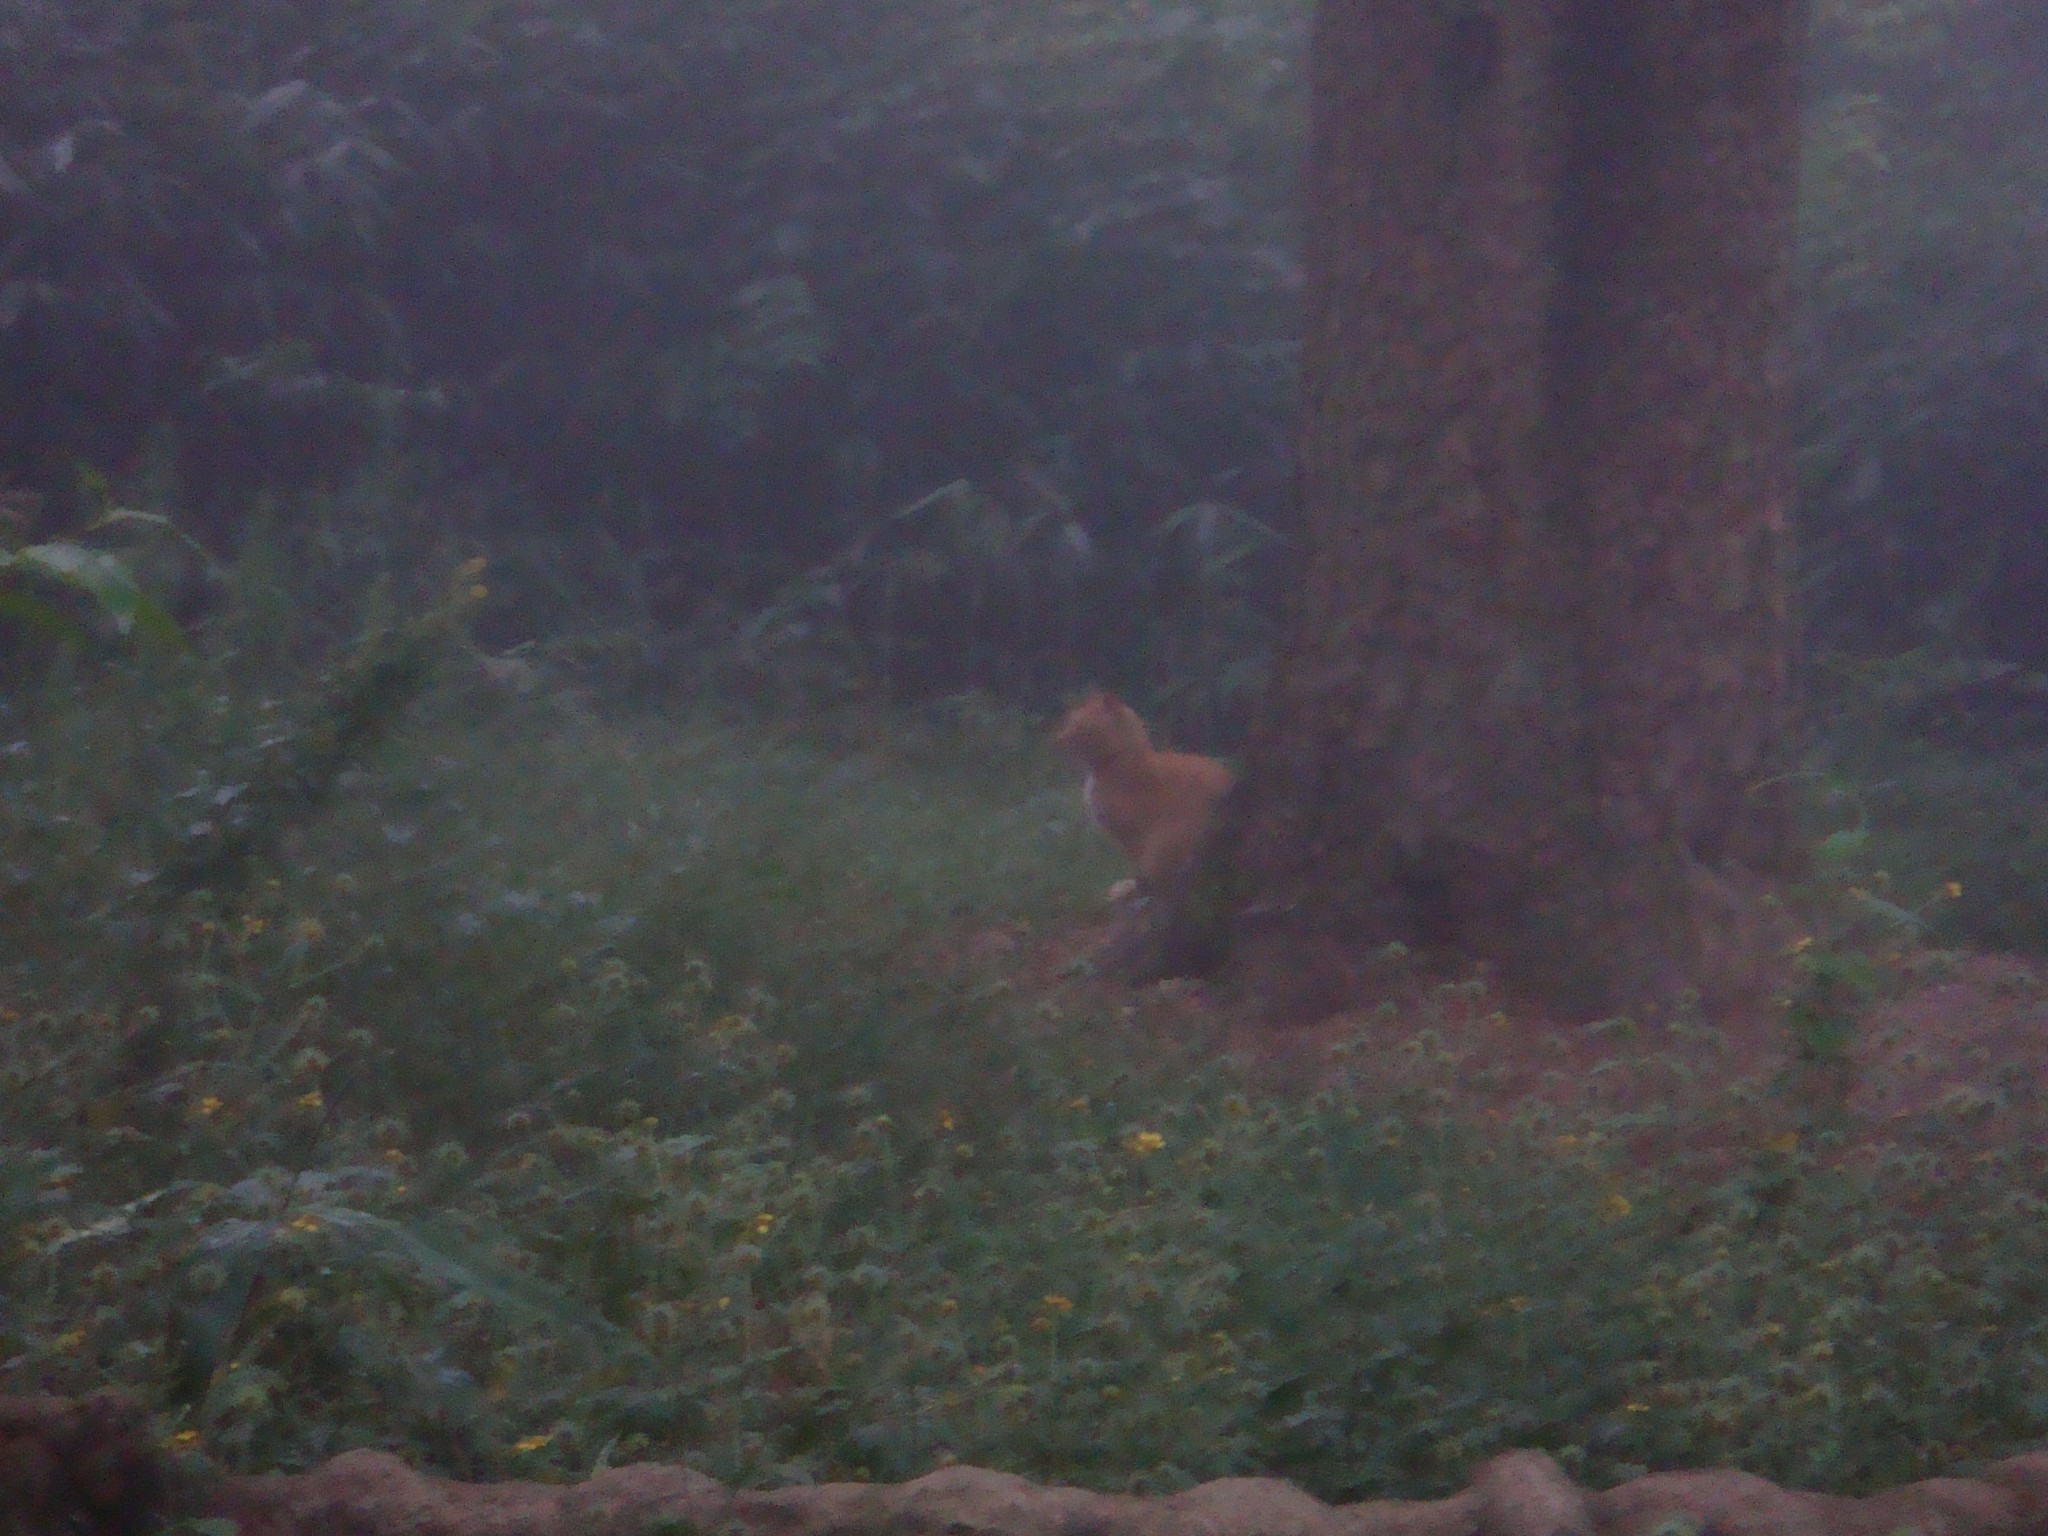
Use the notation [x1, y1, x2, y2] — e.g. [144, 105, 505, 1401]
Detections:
[7, 0, 2048, 1508]
[7, 1, 2043, 741]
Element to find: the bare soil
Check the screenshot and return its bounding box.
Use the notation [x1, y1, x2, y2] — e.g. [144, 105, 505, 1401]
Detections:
[961, 914, 2048, 1183]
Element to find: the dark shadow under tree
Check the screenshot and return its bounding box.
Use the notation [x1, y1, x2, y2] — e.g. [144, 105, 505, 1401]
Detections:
[1161, 0, 1807, 1017]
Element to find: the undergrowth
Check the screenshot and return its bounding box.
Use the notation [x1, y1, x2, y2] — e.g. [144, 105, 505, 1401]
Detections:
[3, 583, 2048, 1502]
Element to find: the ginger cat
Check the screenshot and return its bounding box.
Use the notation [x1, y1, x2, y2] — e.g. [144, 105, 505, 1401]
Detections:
[1054, 690, 1233, 904]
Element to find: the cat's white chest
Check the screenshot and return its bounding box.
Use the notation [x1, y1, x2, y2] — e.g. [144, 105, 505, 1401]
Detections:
[1082, 770, 1107, 829]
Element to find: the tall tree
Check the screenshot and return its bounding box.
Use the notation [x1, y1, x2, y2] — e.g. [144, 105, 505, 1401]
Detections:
[1171, 1, 1807, 1015]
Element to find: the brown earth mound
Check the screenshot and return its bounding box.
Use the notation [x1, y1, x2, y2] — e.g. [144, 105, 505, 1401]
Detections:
[11, 1390, 2047, 1536]
[203, 1442, 2048, 1536]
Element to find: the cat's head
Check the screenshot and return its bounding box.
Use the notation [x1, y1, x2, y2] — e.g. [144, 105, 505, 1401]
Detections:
[1054, 689, 1150, 760]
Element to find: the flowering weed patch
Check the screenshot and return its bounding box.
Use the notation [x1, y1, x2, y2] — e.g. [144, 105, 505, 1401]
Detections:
[3, 644, 2048, 1497]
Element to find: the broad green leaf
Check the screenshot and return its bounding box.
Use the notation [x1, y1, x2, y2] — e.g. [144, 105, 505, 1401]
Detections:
[1, 541, 186, 649]
[0, 586, 92, 643]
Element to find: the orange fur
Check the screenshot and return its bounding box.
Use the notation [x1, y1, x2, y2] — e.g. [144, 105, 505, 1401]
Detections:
[1054, 690, 1233, 903]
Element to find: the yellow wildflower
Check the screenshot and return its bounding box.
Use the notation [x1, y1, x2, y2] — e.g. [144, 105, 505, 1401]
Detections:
[164, 1429, 201, 1450]
[936, 1108, 956, 1132]
[297, 1089, 324, 1110]
[1944, 881, 1963, 899]
[289, 1213, 322, 1234]
[512, 1433, 554, 1454]
[750, 1211, 776, 1235]
[1602, 1193, 1633, 1221]
[1041, 1294, 1075, 1313]
[195, 1095, 224, 1118]
[1123, 1130, 1165, 1157]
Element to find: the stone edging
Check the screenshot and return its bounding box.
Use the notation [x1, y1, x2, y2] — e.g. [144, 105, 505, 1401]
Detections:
[210, 1445, 2048, 1536]
[9, 1393, 2046, 1536]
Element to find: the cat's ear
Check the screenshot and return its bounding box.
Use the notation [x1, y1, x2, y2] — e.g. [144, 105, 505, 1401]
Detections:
[1067, 688, 1112, 723]
[1054, 690, 1098, 742]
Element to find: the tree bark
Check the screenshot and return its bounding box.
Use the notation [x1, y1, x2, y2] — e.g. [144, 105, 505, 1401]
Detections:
[1175, 0, 1807, 1016]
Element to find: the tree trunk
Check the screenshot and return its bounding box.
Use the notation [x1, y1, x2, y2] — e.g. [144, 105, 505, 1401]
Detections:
[1177, 0, 1807, 1016]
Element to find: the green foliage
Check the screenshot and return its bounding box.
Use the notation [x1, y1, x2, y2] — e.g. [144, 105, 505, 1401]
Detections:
[8, 0, 2048, 706]
[718, 478, 1280, 734]
[0, 539, 174, 649]
[6, 567, 2048, 1497]
[1808, 652, 2048, 953]
[1, 0, 1306, 706]
[1796, 3, 2048, 664]
[0, 475, 231, 663]
[1770, 744, 1975, 1126]
[0, 497, 196, 655]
